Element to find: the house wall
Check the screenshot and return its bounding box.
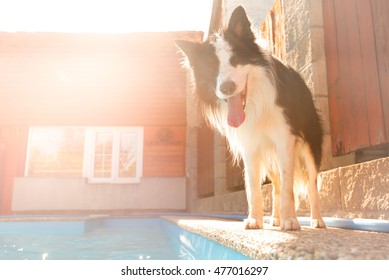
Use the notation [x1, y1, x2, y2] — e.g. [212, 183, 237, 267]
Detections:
[12, 177, 186, 212]
[0, 31, 202, 214]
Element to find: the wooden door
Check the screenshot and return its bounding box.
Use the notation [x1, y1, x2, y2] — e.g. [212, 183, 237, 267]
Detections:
[226, 156, 245, 191]
[197, 125, 214, 197]
[323, 0, 389, 156]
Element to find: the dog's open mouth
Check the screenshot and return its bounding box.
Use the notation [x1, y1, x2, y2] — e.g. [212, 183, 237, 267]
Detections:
[227, 79, 247, 128]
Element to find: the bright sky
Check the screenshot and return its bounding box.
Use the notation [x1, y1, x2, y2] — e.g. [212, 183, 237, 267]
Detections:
[0, 0, 213, 33]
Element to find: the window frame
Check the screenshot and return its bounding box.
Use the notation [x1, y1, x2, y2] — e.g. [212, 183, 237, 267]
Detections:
[83, 127, 144, 184]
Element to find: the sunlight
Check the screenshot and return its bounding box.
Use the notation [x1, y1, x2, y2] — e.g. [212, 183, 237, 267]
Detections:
[0, 0, 213, 33]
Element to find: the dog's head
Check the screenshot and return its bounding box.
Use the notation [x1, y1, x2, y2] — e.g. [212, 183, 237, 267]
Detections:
[176, 6, 268, 128]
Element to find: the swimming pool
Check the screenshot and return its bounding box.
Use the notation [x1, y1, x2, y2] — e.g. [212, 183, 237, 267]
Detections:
[0, 217, 251, 260]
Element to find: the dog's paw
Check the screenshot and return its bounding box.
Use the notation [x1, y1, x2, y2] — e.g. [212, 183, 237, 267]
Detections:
[281, 217, 301, 231]
[269, 216, 280, 227]
[311, 218, 326, 229]
[243, 217, 263, 229]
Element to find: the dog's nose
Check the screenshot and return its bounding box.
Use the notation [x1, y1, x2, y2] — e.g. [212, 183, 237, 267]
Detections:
[220, 80, 236, 96]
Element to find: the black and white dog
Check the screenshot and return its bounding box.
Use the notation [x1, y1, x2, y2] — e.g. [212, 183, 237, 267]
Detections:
[176, 6, 326, 230]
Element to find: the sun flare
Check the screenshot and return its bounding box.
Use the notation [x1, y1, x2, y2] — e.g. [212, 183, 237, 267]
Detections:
[0, 0, 213, 33]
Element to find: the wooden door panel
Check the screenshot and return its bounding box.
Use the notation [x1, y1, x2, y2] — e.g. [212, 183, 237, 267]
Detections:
[197, 126, 214, 197]
[371, 0, 389, 141]
[323, 0, 388, 155]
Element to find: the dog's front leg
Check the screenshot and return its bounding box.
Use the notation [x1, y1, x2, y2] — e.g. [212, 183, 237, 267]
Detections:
[268, 170, 281, 226]
[242, 153, 264, 229]
[277, 135, 301, 231]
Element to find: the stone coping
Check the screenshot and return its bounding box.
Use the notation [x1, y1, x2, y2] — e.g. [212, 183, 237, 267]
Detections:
[162, 216, 389, 260]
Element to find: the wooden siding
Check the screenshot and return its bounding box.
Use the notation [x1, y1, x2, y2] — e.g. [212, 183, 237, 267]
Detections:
[0, 32, 202, 126]
[323, 0, 388, 155]
[0, 127, 28, 214]
[143, 126, 186, 177]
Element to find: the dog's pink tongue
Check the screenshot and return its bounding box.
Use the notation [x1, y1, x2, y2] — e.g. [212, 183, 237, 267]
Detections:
[227, 94, 246, 128]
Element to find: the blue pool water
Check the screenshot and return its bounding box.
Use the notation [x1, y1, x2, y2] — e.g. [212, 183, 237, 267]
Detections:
[0, 218, 251, 260]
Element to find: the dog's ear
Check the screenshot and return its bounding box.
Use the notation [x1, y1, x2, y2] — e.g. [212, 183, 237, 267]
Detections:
[175, 40, 202, 65]
[227, 6, 255, 41]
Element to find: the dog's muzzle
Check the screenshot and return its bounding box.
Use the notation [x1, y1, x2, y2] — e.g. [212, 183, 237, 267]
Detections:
[219, 79, 247, 128]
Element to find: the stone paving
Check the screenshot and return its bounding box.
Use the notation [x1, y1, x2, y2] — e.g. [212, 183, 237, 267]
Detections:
[164, 216, 389, 260]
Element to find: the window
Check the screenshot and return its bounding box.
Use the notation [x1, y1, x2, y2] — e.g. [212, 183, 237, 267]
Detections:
[26, 127, 143, 183]
[26, 127, 85, 177]
[83, 127, 144, 183]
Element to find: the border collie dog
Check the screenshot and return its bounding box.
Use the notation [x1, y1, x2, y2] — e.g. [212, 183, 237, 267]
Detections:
[176, 6, 326, 230]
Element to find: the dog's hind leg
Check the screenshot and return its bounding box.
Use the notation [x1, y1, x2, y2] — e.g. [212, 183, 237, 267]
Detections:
[242, 153, 264, 229]
[303, 147, 326, 228]
[277, 135, 301, 231]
